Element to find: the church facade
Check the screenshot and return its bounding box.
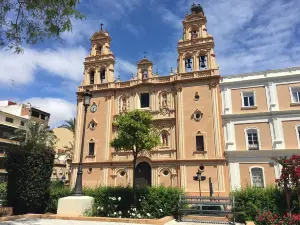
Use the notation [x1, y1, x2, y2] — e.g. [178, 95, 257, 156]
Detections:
[72, 4, 300, 195]
[72, 4, 229, 196]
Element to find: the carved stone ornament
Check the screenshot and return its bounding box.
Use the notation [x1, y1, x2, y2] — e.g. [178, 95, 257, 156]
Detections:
[193, 109, 203, 121]
[88, 119, 97, 130]
[160, 107, 170, 116]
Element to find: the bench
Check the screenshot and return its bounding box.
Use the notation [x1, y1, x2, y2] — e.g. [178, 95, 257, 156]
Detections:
[177, 195, 235, 222]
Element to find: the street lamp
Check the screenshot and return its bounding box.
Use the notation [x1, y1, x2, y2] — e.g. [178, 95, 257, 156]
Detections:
[73, 90, 92, 196]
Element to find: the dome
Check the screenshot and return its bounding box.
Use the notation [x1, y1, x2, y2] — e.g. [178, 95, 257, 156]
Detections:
[191, 3, 204, 14]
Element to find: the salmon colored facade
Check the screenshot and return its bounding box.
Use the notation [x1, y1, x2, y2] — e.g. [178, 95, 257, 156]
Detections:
[221, 68, 300, 190]
[72, 5, 228, 196]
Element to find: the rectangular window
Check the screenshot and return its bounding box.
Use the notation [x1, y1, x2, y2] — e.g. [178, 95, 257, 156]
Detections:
[5, 117, 13, 123]
[196, 136, 204, 151]
[242, 92, 255, 107]
[247, 132, 259, 150]
[251, 168, 264, 187]
[31, 110, 39, 118]
[292, 89, 300, 103]
[90, 71, 95, 85]
[89, 143, 95, 156]
[20, 121, 25, 126]
[140, 93, 150, 108]
[41, 114, 46, 120]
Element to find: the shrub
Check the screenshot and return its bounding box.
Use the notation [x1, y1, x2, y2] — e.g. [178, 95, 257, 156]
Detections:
[5, 143, 55, 214]
[232, 186, 285, 223]
[45, 184, 72, 213]
[0, 182, 7, 206]
[83, 185, 183, 219]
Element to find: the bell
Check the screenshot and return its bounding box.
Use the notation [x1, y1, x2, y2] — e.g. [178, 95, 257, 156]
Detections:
[186, 58, 192, 69]
[200, 56, 206, 68]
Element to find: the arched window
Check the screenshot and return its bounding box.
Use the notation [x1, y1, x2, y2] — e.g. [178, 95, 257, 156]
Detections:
[199, 55, 207, 70]
[90, 71, 95, 84]
[100, 68, 106, 83]
[296, 125, 300, 149]
[245, 128, 260, 150]
[161, 131, 169, 147]
[96, 45, 102, 55]
[250, 167, 265, 188]
[185, 57, 193, 72]
[191, 30, 198, 39]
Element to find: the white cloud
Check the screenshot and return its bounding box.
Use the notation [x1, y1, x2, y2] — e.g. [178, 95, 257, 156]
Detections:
[0, 47, 88, 85]
[123, 23, 144, 37]
[61, 18, 104, 45]
[115, 57, 137, 80]
[155, 0, 300, 75]
[26, 97, 76, 128]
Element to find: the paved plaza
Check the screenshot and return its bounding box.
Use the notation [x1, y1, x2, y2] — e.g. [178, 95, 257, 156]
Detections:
[0, 219, 241, 225]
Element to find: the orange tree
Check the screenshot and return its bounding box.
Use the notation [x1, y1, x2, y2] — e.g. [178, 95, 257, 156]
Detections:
[110, 110, 160, 205]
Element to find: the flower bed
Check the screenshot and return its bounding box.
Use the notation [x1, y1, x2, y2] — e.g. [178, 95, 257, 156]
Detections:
[84, 186, 183, 219]
[256, 210, 300, 225]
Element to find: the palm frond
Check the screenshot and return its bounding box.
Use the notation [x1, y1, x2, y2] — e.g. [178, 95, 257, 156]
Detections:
[58, 117, 75, 135]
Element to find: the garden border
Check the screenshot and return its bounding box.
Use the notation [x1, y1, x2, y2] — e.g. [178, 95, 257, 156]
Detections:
[0, 214, 174, 224]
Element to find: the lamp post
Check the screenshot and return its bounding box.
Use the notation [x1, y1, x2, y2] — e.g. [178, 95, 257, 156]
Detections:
[73, 90, 92, 196]
[196, 170, 202, 197]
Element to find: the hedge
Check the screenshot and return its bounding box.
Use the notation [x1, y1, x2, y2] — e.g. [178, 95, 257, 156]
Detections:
[0, 184, 182, 218]
[232, 186, 298, 223]
[5, 143, 55, 214]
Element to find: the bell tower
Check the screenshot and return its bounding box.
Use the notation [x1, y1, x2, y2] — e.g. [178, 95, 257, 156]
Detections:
[83, 27, 115, 85]
[177, 4, 219, 74]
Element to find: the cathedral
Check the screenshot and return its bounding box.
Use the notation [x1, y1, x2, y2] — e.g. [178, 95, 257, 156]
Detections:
[72, 3, 300, 195]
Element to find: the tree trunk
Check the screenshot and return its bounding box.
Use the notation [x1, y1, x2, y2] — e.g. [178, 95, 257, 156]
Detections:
[133, 156, 137, 206]
[284, 181, 291, 213]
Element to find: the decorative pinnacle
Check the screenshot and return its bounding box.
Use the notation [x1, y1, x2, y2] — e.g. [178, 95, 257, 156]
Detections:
[156, 69, 158, 75]
[118, 75, 120, 81]
[131, 73, 134, 79]
[171, 67, 173, 72]
[100, 23, 104, 31]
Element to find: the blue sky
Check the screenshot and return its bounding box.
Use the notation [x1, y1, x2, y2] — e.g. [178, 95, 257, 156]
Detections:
[0, 0, 299, 127]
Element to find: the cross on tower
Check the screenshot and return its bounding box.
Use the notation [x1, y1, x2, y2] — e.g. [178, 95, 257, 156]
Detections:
[143, 52, 147, 58]
[100, 23, 104, 31]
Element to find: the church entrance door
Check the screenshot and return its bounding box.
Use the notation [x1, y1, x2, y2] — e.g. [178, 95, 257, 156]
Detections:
[135, 161, 151, 186]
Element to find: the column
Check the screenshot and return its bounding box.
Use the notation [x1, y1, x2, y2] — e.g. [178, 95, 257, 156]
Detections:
[229, 163, 241, 190]
[180, 165, 186, 190]
[177, 88, 184, 158]
[211, 84, 222, 157]
[104, 96, 112, 160]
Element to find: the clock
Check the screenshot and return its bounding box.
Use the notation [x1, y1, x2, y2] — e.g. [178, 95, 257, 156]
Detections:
[90, 104, 97, 113]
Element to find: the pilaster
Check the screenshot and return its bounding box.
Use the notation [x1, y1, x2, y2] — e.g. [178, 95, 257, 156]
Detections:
[211, 84, 222, 157]
[104, 95, 112, 160]
[229, 162, 241, 190]
[270, 117, 285, 149]
[223, 87, 232, 115]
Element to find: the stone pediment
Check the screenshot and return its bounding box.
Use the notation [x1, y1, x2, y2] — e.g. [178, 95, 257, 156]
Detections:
[137, 58, 153, 65]
[91, 31, 111, 41]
